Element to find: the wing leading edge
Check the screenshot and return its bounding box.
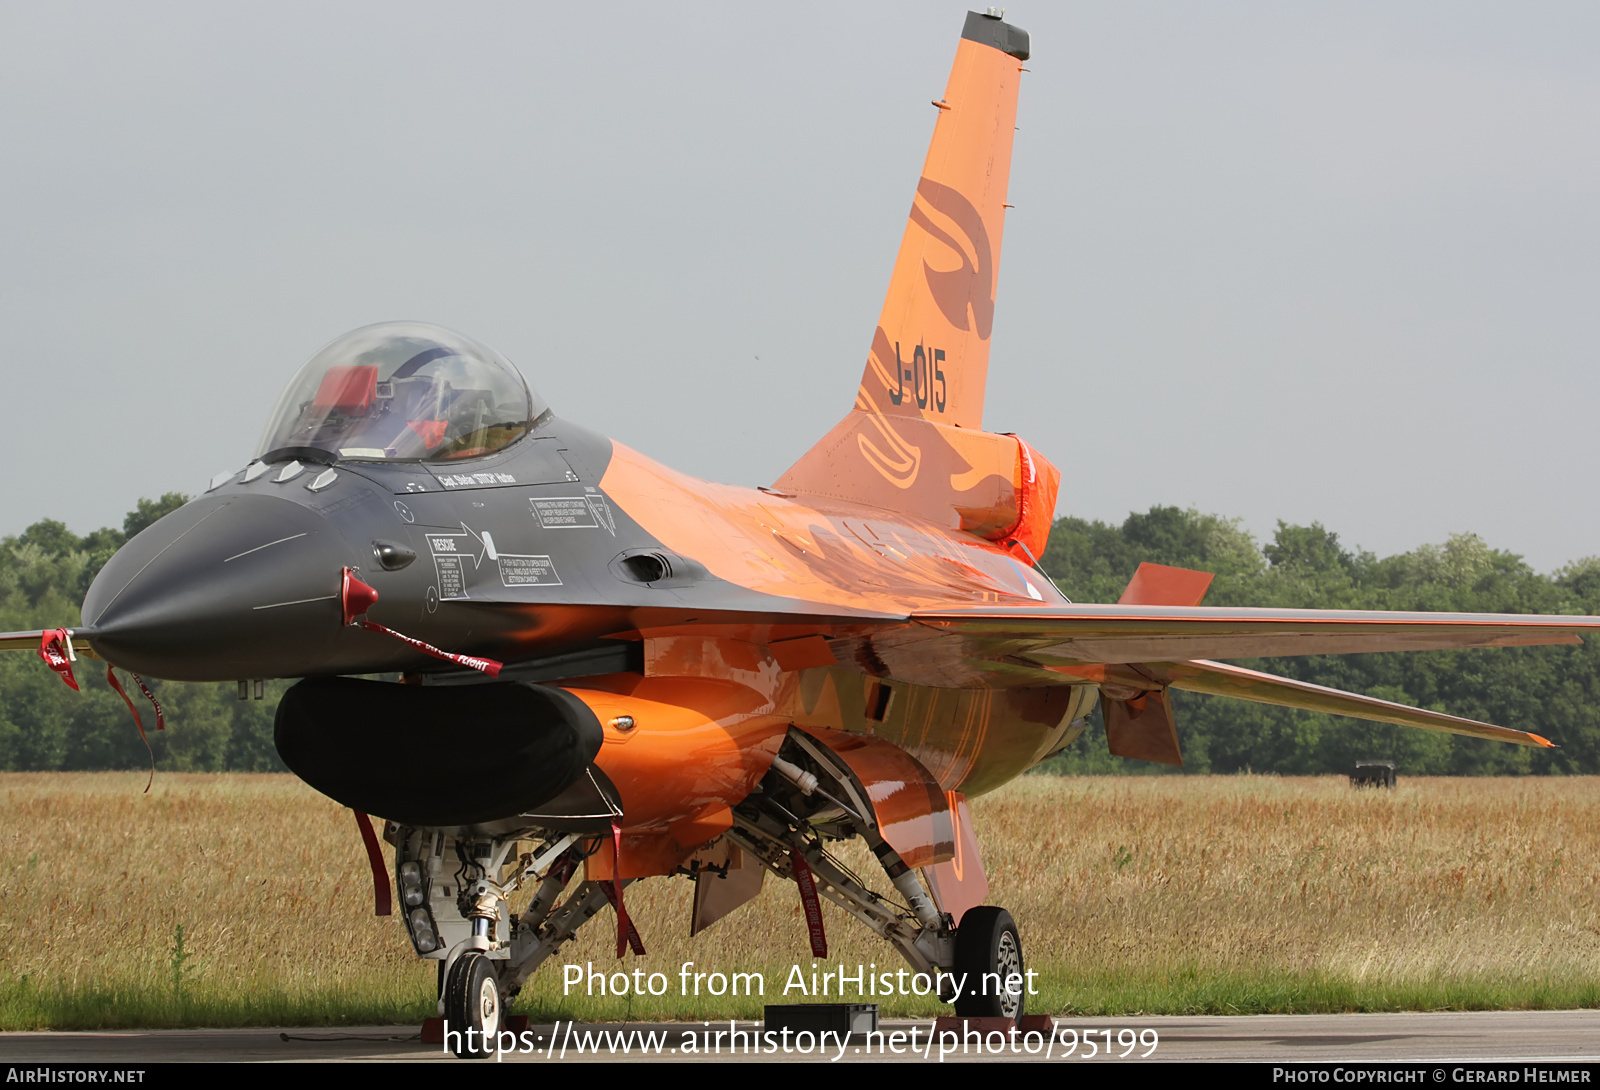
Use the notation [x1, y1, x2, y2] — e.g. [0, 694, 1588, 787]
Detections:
[911, 602, 1598, 665]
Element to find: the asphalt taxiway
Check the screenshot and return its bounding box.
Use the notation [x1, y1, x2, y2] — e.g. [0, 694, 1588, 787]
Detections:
[2, 1010, 1598, 1064]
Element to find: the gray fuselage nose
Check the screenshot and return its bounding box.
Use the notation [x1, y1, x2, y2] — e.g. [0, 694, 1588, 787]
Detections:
[82, 493, 363, 681]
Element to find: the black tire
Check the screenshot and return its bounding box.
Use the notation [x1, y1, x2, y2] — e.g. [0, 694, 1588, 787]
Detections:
[951, 906, 1025, 1021]
[444, 952, 503, 1059]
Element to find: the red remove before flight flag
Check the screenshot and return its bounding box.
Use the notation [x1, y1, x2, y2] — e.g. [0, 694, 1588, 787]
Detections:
[340, 567, 381, 626]
[38, 629, 78, 690]
[107, 664, 157, 792]
[604, 819, 646, 957]
[340, 567, 503, 678]
[791, 850, 828, 958]
[132, 673, 165, 731]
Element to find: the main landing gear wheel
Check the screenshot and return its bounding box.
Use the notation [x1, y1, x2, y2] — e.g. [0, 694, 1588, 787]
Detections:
[445, 951, 502, 1059]
[952, 906, 1025, 1021]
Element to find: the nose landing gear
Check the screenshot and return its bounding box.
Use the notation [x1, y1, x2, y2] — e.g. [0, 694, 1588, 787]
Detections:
[444, 951, 503, 1059]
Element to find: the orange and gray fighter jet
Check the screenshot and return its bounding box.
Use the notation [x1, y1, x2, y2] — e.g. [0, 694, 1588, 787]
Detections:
[6, 11, 1598, 1056]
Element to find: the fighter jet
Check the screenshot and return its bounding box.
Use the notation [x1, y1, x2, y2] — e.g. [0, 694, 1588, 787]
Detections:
[6, 11, 1598, 1057]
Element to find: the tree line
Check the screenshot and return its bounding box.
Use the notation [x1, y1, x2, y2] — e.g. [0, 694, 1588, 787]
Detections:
[0, 495, 289, 773]
[1, 498, 1596, 775]
[1038, 507, 1600, 775]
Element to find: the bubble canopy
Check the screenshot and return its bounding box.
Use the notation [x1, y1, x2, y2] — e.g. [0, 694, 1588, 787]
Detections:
[255, 322, 542, 464]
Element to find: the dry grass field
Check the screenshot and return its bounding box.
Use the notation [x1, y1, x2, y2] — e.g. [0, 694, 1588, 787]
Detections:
[2, 772, 1597, 1028]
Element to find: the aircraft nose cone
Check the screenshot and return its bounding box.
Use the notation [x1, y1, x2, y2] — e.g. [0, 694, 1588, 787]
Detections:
[82, 494, 359, 680]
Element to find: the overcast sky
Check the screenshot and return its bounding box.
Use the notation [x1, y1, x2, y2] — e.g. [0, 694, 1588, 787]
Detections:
[4, 2, 1597, 572]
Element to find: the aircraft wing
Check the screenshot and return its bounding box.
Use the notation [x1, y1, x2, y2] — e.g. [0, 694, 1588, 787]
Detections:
[908, 603, 1600, 665]
[1150, 658, 1551, 747]
[831, 603, 1600, 760]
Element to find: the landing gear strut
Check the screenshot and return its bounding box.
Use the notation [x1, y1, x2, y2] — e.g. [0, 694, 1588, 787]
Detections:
[389, 826, 613, 1059]
[727, 737, 950, 995]
[728, 733, 1032, 1023]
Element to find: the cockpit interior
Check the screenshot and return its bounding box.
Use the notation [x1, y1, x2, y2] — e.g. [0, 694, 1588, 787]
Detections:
[256, 322, 540, 463]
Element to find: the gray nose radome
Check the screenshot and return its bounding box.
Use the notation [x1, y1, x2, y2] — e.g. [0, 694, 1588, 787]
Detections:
[82, 494, 359, 681]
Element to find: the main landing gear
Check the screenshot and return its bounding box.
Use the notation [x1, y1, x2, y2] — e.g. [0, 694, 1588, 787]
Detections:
[725, 734, 1027, 1023]
[952, 906, 1025, 1020]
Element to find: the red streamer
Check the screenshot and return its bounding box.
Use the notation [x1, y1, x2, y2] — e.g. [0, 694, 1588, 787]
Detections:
[599, 881, 646, 957]
[131, 673, 164, 731]
[355, 619, 502, 678]
[605, 819, 645, 957]
[37, 629, 78, 691]
[352, 810, 392, 916]
[107, 665, 155, 793]
[791, 850, 828, 958]
[341, 565, 500, 677]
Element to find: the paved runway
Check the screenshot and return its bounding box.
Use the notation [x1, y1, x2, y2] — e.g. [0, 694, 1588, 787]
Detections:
[3, 1010, 1598, 1064]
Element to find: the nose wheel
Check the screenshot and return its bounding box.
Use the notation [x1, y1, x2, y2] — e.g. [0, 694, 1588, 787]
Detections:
[952, 906, 1025, 1021]
[444, 951, 503, 1059]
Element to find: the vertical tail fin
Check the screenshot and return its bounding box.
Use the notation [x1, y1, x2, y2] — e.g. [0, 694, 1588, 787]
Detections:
[778, 13, 1057, 556]
[864, 11, 1028, 430]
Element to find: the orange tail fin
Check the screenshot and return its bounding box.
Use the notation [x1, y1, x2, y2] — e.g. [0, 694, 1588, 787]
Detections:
[862, 10, 1027, 430]
[777, 13, 1056, 559]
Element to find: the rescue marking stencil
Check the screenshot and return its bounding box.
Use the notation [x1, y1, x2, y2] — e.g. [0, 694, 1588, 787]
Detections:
[428, 522, 562, 599]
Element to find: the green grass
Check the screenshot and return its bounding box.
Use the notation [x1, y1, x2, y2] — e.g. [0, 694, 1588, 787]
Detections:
[0, 975, 435, 1031]
[7, 960, 1600, 1030]
[7, 773, 1600, 1030]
